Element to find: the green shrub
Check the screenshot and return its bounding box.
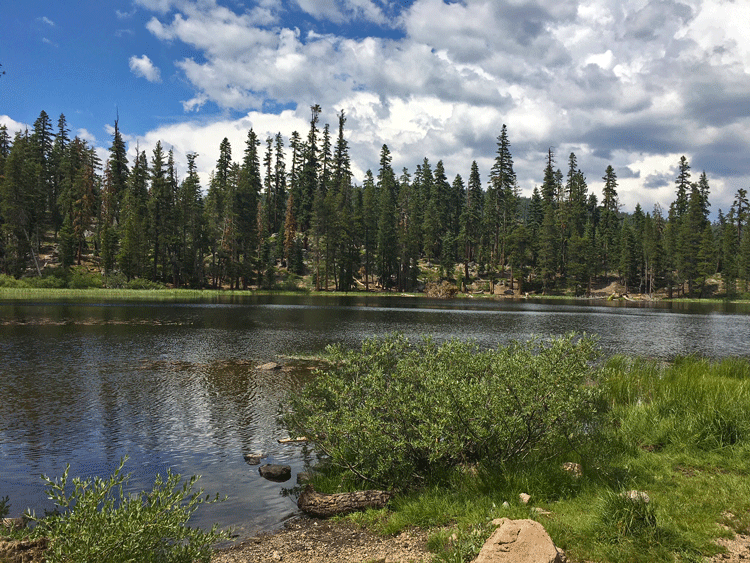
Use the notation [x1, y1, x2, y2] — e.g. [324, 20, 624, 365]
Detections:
[282, 333, 605, 490]
[125, 278, 166, 290]
[24, 459, 229, 563]
[69, 268, 102, 289]
[26, 273, 69, 289]
[0, 274, 29, 288]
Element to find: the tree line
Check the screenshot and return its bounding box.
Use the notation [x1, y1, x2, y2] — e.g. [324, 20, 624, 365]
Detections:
[2, 106, 750, 297]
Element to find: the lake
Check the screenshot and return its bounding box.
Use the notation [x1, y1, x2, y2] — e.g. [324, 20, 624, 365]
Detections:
[1, 294, 750, 538]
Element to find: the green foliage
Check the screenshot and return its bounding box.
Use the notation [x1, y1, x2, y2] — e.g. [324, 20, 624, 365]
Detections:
[0, 273, 28, 287]
[282, 333, 604, 490]
[68, 267, 102, 289]
[0, 495, 9, 519]
[603, 355, 750, 452]
[596, 490, 657, 541]
[25, 458, 229, 563]
[124, 277, 166, 290]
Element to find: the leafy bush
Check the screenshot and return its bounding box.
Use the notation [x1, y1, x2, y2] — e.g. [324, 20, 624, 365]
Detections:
[125, 278, 166, 290]
[0, 274, 29, 288]
[0, 495, 9, 519]
[69, 267, 102, 289]
[282, 333, 605, 490]
[24, 459, 229, 563]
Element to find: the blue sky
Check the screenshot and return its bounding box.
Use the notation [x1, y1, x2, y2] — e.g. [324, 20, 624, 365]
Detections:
[2, 0, 750, 216]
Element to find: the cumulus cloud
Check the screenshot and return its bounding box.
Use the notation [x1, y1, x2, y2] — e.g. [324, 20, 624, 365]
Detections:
[121, 0, 750, 216]
[128, 54, 161, 82]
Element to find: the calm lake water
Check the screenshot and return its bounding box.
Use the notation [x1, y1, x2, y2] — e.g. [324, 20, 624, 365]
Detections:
[1, 294, 750, 538]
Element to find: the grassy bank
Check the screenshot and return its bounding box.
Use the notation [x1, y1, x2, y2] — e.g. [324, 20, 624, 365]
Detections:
[286, 339, 750, 562]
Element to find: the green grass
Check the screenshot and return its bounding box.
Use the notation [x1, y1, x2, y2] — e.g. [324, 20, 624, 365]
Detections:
[317, 355, 750, 562]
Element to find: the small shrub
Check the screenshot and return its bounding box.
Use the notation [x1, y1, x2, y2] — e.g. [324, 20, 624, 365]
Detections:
[69, 267, 102, 289]
[125, 278, 166, 290]
[24, 458, 229, 563]
[0, 274, 28, 288]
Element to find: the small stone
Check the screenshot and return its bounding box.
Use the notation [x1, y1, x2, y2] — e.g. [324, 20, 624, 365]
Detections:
[271, 549, 282, 560]
[531, 507, 552, 516]
[562, 462, 583, 478]
[243, 453, 264, 465]
[502, 501, 510, 509]
[519, 493, 531, 505]
[624, 490, 650, 503]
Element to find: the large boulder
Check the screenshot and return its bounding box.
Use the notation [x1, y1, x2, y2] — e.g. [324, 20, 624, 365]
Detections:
[474, 518, 564, 563]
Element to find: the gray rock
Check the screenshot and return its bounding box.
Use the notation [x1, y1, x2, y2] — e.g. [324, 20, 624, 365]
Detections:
[243, 453, 264, 465]
[259, 464, 292, 482]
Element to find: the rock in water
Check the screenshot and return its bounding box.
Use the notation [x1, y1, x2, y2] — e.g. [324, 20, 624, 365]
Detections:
[243, 453, 264, 465]
[258, 464, 292, 482]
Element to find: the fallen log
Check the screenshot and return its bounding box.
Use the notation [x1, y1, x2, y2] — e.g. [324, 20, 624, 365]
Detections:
[297, 485, 393, 518]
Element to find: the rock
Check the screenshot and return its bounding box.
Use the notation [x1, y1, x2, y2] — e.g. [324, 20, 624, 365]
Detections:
[257, 362, 281, 371]
[259, 464, 292, 482]
[502, 501, 510, 509]
[561, 462, 583, 478]
[624, 490, 650, 503]
[243, 453, 264, 465]
[271, 550, 282, 561]
[531, 507, 552, 516]
[0, 538, 48, 563]
[474, 518, 563, 563]
[1, 517, 27, 532]
[519, 493, 531, 505]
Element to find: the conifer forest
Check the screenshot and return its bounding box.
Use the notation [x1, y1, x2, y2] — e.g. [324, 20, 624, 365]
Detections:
[2, 106, 750, 298]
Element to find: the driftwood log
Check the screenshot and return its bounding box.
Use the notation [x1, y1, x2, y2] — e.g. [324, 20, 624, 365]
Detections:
[297, 485, 393, 518]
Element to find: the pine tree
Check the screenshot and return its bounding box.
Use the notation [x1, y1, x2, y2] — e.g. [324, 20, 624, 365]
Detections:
[176, 153, 204, 287]
[236, 129, 261, 288]
[489, 125, 518, 271]
[148, 141, 175, 282]
[600, 165, 620, 279]
[459, 162, 482, 286]
[118, 150, 149, 280]
[696, 224, 716, 297]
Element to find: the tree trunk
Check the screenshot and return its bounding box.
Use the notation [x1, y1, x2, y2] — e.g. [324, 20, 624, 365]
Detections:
[297, 486, 393, 518]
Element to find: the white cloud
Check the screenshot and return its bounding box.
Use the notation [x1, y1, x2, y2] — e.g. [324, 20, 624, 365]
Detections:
[40, 16, 55, 26]
[120, 0, 750, 216]
[0, 115, 30, 135]
[128, 54, 162, 82]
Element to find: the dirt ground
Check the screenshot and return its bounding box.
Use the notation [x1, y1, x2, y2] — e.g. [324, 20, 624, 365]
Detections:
[210, 516, 750, 563]
[211, 517, 432, 563]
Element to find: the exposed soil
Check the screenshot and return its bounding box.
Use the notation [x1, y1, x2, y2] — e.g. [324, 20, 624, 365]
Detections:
[211, 517, 432, 563]
[210, 516, 750, 563]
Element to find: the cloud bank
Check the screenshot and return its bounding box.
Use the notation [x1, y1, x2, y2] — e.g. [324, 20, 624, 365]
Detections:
[118, 0, 750, 215]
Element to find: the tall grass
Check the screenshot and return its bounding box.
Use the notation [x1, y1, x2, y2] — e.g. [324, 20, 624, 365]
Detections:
[604, 355, 750, 453]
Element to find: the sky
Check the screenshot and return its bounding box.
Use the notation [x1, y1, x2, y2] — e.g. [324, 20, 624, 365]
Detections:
[2, 0, 750, 216]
